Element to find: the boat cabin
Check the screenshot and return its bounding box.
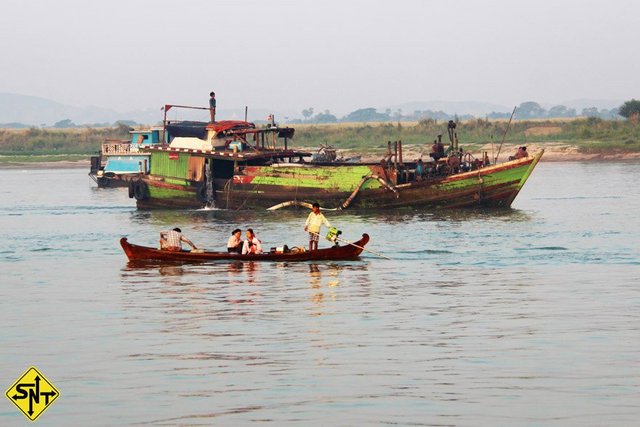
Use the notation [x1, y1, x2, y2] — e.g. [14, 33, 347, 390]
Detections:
[147, 113, 305, 182]
[90, 128, 163, 186]
[101, 129, 162, 174]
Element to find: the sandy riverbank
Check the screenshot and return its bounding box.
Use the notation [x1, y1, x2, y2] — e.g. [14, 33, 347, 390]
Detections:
[0, 160, 90, 169]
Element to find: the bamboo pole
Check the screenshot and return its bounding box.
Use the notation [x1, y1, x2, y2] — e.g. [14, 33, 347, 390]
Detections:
[495, 106, 517, 164]
[310, 231, 391, 260]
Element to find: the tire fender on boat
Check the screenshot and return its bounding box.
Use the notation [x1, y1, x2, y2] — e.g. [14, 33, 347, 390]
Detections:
[97, 176, 110, 188]
[128, 181, 135, 198]
[133, 180, 149, 201]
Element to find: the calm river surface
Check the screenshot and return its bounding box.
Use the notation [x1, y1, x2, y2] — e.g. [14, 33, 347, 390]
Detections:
[1, 162, 639, 426]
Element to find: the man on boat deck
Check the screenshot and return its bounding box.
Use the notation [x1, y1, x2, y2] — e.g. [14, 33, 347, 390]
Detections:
[415, 158, 424, 181]
[227, 229, 243, 254]
[242, 229, 263, 255]
[515, 146, 529, 159]
[160, 228, 198, 252]
[304, 202, 331, 251]
[430, 139, 445, 161]
[209, 91, 216, 122]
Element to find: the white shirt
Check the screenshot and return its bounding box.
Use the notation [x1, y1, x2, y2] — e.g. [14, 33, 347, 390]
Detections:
[242, 237, 263, 254]
[305, 212, 331, 233]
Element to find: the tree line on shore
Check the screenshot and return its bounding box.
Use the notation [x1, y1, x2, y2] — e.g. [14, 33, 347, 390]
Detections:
[294, 100, 640, 124]
[3, 100, 639, 129]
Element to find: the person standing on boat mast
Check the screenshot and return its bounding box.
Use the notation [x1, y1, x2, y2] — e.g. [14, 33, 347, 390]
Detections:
[209, 91, 216, 122]
[304, 202, 331, 251]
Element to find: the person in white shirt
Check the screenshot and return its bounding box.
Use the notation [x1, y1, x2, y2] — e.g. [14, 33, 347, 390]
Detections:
[304, 202, 331, 251]
[242, 229, 263, 254]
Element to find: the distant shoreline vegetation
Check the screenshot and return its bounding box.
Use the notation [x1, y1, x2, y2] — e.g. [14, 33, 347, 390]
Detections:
[289, 101, 621, 124]
[0, 124, 130, 156]
[1, 116, 638, 163]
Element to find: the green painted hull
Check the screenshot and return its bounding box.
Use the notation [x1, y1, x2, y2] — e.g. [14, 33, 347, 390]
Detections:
[137, 151, 543, 210]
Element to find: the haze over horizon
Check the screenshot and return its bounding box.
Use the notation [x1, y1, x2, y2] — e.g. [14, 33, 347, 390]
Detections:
[1, 0, 638, 116]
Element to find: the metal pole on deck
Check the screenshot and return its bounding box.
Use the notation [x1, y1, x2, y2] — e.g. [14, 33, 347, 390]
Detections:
[393, 141, 398, 170]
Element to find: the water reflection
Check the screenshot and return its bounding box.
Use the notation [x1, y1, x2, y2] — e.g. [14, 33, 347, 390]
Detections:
[226, 261, 260, 285]
[129, 206, 535, 235]
[159, 265, 185, 276]
[304, 262, 365, 317]
[306, 263, 345, 287]
[308, 263, 321, 288]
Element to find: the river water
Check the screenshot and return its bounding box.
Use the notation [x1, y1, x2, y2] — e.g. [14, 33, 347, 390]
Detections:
[1, 162, 639, 426]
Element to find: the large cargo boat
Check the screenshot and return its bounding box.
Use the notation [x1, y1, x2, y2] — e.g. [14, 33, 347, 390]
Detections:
[129, 105, 543, 210]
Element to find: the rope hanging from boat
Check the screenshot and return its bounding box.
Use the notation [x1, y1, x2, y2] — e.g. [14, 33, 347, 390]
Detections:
[266, 174, 398, 211]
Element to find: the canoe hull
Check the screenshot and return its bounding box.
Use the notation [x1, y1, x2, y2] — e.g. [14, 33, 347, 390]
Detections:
[120, 234, 370, 262]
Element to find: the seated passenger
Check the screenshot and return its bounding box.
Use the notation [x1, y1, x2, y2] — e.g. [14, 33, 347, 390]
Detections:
[242, 228, 263, 254]
[429, 139, 445, 161]
[160, 227, 197, 252]
[447, 155, 461, 174]
[227, 228, 243, 253]
[515, 146, 529, 159]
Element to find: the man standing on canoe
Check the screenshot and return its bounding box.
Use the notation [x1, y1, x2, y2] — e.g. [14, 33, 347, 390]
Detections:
[304, 202, 331, 251]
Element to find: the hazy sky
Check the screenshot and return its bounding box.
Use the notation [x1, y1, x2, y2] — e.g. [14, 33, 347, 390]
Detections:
[1, 0, 638, 114]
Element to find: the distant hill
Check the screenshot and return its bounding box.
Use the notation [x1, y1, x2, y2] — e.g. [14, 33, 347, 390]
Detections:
[1, 93, 114, 125]
[0, 93, 296, 126]
[0, 92, 628, 127]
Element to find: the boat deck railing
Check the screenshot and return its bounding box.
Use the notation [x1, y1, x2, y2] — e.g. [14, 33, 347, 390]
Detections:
[102, 141, 136, 155]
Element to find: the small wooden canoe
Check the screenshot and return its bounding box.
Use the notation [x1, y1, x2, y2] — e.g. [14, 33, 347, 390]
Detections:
[120, 234, 370, 262]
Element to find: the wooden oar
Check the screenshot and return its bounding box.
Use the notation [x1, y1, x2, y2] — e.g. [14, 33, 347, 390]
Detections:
[311, 231, 391, 260]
